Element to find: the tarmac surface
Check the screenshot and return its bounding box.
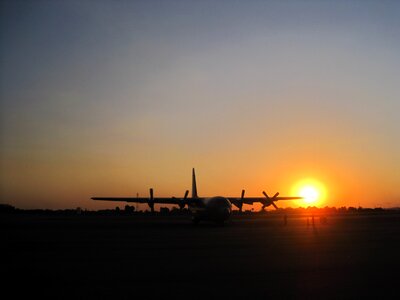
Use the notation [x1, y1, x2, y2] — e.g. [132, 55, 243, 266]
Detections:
[3, 212, 400, 299]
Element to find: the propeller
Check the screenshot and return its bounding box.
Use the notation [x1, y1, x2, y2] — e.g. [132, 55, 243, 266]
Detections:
[261, 191, 279, 210]
[179, 190, 189, 210]
[239, 189, 245, 212]
[148, 188, 155, 213]
[232, 189, 245, 212]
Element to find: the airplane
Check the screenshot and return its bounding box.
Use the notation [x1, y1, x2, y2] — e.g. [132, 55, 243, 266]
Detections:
[91, 168, 302, 224]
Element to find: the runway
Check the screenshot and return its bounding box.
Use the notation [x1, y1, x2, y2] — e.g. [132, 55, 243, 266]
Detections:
[3, 212, 400, 298]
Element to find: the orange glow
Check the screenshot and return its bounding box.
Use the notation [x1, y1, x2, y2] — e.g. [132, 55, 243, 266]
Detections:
[292, 178, 327, 207]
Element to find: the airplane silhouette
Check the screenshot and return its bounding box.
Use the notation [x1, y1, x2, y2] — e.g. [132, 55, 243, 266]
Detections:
[92, 168, 302, 224]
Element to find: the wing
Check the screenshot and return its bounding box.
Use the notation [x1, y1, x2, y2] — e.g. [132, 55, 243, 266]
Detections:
[228, 196, 302, 205]
[91, 197, 183, 205]
[92, 188, 193, 206]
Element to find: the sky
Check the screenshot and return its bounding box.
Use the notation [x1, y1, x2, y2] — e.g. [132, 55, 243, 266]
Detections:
[1, 0, 399, 210]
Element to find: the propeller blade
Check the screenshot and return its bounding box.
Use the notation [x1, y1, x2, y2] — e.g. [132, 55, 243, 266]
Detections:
[179, 190, 189, 210]
[239, 189, 245, 212]
[262, 190, 279, 210]
[263, 191, 279, 199]
[149, 188, 154, 212]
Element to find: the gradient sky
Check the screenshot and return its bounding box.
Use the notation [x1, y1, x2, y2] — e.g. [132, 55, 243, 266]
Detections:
[1, 0, 399, 209]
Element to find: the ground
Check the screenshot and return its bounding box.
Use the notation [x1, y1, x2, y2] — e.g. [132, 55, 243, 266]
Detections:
[3, 212, 400, 299]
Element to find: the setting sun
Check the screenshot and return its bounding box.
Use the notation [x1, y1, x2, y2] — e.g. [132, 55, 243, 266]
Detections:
[292, 179, 327, 207]
[299, 186, 319, 204]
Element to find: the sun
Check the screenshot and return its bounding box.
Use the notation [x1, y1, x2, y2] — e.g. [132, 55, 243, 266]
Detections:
[299, 186, 319, 204]
[292, 178, 326, 207]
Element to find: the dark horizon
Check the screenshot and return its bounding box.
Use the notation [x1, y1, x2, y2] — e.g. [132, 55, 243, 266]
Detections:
[2, 203, 398, 213]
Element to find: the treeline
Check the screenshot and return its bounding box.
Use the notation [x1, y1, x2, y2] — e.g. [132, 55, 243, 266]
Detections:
[248, 206, 393, 216]
[0, 204, 191, 216]
[1, 203, 399, 216]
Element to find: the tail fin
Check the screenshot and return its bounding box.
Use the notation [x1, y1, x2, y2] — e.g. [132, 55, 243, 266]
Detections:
[192, 168, 198, 198]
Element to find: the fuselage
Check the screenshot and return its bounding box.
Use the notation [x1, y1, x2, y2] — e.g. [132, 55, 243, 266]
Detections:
[189, 196, 232, 223]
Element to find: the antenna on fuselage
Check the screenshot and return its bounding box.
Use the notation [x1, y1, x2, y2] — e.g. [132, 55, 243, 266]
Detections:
[192, 168, 198, 198]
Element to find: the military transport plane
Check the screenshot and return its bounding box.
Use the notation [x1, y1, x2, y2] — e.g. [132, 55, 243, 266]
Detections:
[92, 168, 302, 224]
